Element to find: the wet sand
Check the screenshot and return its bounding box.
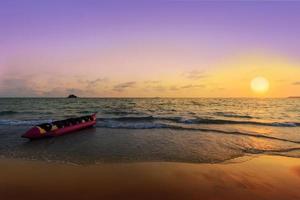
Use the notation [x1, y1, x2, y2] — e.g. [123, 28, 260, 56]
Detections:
[1, 155, 300, 200]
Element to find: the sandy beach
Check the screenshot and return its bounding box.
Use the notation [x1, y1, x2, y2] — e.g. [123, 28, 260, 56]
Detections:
[1, 155, 300, 200]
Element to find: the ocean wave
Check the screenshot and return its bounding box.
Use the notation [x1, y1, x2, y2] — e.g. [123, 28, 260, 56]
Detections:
[176, 118, 300, 127]
[0, 110, 54, 115]
[96, 116, 299, 127]
[102, 111, 143, 115]
[242, 147, 300, 154]
[1, 118, 298, 144]
[0, 119, 52, 125]
[77, 110, 94, 114]
[0, 111, 19, 115]
[214, 112, 253, 119]
[98, 116, 155, 121]
[95, 122, 300, 144]
[97, 121, 169, 129]
[0, 115, 298, 128]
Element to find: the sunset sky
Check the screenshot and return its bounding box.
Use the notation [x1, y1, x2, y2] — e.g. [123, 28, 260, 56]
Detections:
[0, 0, 300, 97]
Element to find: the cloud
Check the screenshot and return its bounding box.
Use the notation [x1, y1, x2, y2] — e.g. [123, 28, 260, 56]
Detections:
[85, 77, 108, 88]
[168, 84, 205, 91]
[41, 87, 69, 97]
[66, 88, 87, 95]
[181, 84, 205, 89]
[0, 86, 40, 97]
[144, 80, 161, 84]
[150, 85, 166, 92]
[0, 74, 100, 97]
[169, 86, 179, 91]
[293, 81, 300, 85]
[146, 84, 206, 92]
[113, 81, 136, 92]
[0, 77, 41, 97]
[183, 70, 206, 80]
[210, 87, 225, 92]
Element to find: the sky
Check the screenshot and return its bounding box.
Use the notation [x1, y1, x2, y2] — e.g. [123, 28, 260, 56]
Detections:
[0, 0, 300, 97]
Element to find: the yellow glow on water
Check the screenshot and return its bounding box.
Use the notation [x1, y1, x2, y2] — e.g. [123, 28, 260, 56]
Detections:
[251, 77, 269, 94]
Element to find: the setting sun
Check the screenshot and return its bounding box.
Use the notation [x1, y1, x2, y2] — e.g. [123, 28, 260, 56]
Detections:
[251, 76, 270, 93]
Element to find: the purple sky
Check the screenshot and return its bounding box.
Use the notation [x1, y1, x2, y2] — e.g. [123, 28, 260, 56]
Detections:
[0, 0, 300, 97]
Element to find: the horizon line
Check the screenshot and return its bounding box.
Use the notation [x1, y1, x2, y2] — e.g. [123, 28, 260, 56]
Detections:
[0, 96, 298, 99]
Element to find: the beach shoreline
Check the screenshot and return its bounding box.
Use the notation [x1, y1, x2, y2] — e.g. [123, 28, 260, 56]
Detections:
[1, 155, 300, 200]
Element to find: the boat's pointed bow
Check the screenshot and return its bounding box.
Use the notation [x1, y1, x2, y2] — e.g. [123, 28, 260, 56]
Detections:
[22, 127, 42, 139]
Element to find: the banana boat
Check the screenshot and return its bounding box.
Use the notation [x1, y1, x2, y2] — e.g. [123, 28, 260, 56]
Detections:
[22, 114, 96, 139]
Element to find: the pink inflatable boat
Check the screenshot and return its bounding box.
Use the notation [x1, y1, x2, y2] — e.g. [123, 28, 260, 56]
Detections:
[22, 114, 96, 139]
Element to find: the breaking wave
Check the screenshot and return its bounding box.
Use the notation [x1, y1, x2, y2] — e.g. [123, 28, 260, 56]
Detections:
[96, 116, 299, 127]
[0, 119, 53, 126]
[0, 111, 19, 115]
[0, 115, 299, 128]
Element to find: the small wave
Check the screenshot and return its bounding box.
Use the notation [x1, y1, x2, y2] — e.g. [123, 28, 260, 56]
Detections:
[96, 122, 300, 144]
[173, 127, 300, 144]
[0, 115, 298, 128]
[271, 122, 299, 127]
[97, 122, 169, 129]
[0, 119, 52, 126]
[0, 110, 54, 115]
[0, 111, 19, 115]
[103, 111, 142, 115]
[78, 110, 93, 114]
[214, 112, 253, 119]
[242, 147, 300, 154]
[98, 116, 155, 121]
[158, 117, 299, 127]
[191, 101, 203, 106]
[96, 116, 299, 127]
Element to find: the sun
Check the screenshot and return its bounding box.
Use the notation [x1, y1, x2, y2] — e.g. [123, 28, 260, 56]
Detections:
[250, 76, 269, 93]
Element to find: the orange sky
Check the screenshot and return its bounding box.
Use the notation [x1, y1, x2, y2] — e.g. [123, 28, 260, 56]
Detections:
[1, 1, 300, 97]
[1, 52, 299, 97]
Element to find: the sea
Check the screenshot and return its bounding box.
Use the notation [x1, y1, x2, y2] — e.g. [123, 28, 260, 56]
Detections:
[0, 98, 300, 164]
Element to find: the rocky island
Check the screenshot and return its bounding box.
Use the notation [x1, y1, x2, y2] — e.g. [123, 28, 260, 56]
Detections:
[67, 94, 78, 98]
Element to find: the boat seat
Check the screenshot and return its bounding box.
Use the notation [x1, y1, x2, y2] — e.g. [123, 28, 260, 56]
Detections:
[38, 123, 53, 132]
[40, 115, 94, 132]
[52, 121, 64, 128]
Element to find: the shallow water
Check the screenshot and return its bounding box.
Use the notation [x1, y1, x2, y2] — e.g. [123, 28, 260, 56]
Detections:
[0, 98, 300, 164]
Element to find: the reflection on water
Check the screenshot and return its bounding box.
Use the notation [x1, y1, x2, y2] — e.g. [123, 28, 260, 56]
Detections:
[291, 166, 300, 178]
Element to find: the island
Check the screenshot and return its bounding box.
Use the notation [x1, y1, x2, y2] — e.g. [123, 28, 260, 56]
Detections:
[67, 94, 78, 98]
